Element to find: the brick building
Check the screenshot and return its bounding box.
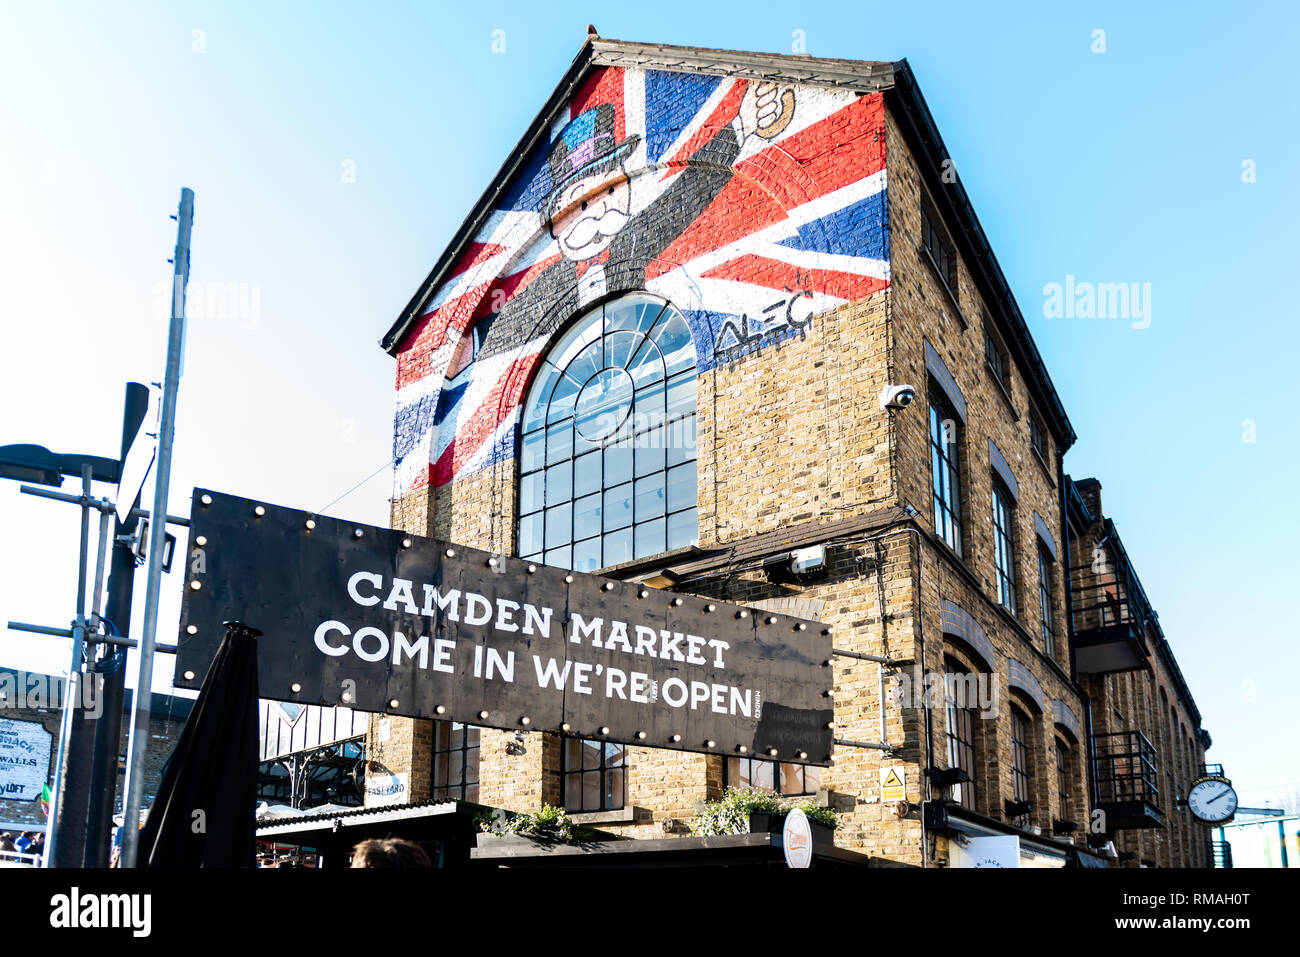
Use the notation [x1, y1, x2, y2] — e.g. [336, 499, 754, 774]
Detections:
[0, 667, 191, 832]
[366, 38, 1215, 868]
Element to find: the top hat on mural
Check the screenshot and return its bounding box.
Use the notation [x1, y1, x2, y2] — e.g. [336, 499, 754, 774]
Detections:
[544, 104, 640, 222]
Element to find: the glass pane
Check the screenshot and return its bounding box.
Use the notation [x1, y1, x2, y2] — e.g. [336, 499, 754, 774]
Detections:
[544, 504, 571, 549]
[752, 760, 775, 791]
[606, 743, 626, 767]
[565, 774, 582, 810]
[665, 373, 696, 419]
[522, 361, 562, 434]
[628, 338, 665, 388]
[545, 421, 573, 465]
[726, 757, 747, 787]
[519, 472, 544, 515]
[656, 313, 695, 375]
[606, 295, 667, 335]
[666, 416, 697, 467]
[544, 462, 571, 506]
[634, 472, 666, 521]
[520, 427, 545, 473]
[543, 545, 571, 569]
[779, 763, 802, 795]
[606, 767, 625, 808]
[565, 339, 603, 388]
[803, 764, 823, 793]
[634, 427, 663, 478]
[583, 740, 603, 770]
[575, 367, 636, 442]
[604, 443, 633, 487]
[634, 518, 665, 559]
[573, 492, 602, 540]
[603, 528, 632, 566]
[667, 508, 698, 550]
[666, 463, 696, 513]
[603, 483, 633, 530]
[573, 536, 601, 573]
[547, 372, 580, 424]
[604, 330, 640, 370]
[634, 381, 666, 428]
[574, 449, 602, 498]
[582, 771, 600, 810]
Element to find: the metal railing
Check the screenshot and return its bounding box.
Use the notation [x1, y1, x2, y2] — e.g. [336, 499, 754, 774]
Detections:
[1070, 521, 1153, 636]
[1092, 730, 1161, 811]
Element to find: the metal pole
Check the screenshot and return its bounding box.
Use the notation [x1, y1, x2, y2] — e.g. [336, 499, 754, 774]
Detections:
[86, 381, 150, 866]
[43, 466, 93, 867]
[121, 188, 192, 868]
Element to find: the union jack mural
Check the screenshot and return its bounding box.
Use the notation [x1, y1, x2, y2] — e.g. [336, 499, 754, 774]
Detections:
[394, 66, 890, 496]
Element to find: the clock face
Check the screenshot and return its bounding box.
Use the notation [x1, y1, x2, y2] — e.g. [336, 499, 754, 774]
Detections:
[1188, 777, 1238, 824]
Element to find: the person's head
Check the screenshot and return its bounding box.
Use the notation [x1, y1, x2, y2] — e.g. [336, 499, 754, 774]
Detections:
[550, 169, 632, 261]
[544, 104, 639, 262]
[349, 838, 431, 868]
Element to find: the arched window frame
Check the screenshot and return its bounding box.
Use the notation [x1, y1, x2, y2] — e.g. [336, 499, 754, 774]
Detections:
[515, 293, 699, 572]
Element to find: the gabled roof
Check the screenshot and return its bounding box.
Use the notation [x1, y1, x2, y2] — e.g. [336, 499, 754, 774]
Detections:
[379, 37, 1076, 450]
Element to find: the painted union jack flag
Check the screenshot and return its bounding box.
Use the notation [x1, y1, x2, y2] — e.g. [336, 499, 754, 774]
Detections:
[393, 65, 890, 496]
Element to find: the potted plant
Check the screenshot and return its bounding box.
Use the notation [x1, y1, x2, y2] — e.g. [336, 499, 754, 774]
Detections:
[693, 787, 838, 837]
[475, 804, 585, 845]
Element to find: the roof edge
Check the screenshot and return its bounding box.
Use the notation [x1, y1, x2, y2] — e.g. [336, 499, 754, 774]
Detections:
[380, 38, 599, 354]
[887, 61, 1077, 451]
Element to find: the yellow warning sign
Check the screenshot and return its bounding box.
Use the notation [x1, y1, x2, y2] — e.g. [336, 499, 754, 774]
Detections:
[880, 767, 905, 802]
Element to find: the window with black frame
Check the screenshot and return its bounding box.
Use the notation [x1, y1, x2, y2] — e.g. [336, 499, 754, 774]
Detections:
[921, 198, 957, 294]
[1010, 706, 1034, 807]
[1028, 409, 1046, 461]
[432, 720, 480, 802]
[992, 477, 1017, 615]
[517, 294, 698, 572]
[1038, 545, 1055, 657]
[943, 662, 979, 812]
[929, 387, 963, 556]
[562, 737, 627, 812]
[984, 326, 1008, 390]
[725, 755, 822, 797]
[1055, 736, 1073, 820]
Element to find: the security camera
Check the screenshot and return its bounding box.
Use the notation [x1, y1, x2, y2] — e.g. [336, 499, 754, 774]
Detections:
[880, 384, 917, 411]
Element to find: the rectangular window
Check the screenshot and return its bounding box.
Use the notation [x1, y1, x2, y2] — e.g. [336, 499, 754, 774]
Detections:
[725, 756, 822, 797]
[1029, 410, 1046, 460]
[944, 667, 978, 812]
[562, 737, 626, 812]
[921, 199, 957, 293]
[1011, 708, 1033, 805]
[432, 721, 480, 803]
[1056, 737, 1072, 820]
[929, 390, 963, 556]
[1038, 545, 1055, 658]
[985, 327, 1007, 389]
[992, 478, 1017, 615]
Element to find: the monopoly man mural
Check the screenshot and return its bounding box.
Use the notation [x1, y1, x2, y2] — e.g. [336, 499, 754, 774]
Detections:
[393, 65, 889, 497]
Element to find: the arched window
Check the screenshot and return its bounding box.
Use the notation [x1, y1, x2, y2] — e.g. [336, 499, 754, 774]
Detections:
[517, 294, 698, 571]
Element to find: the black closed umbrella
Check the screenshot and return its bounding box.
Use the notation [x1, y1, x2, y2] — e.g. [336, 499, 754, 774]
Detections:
[135, 621, 260, 867]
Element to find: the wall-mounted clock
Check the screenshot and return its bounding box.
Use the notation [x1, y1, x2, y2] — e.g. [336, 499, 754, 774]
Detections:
[1187, 775, 1238, 825]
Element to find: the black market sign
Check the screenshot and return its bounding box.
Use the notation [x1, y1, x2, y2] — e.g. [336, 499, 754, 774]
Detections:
[176, 489, 833, 764]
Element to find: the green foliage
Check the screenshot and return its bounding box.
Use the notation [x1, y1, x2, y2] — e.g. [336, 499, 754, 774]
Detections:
[692, 786, 838, 836]
[475, 804, 581, 843]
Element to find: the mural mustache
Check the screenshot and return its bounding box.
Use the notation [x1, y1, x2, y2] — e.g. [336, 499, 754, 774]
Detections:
[566, 206, 629, 249]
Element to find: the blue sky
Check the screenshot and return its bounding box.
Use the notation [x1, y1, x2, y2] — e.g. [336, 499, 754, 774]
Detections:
[1, 1, 1296, 810]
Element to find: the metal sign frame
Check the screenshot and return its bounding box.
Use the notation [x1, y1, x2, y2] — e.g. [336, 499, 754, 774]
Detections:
[176, 489, 833, 764]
